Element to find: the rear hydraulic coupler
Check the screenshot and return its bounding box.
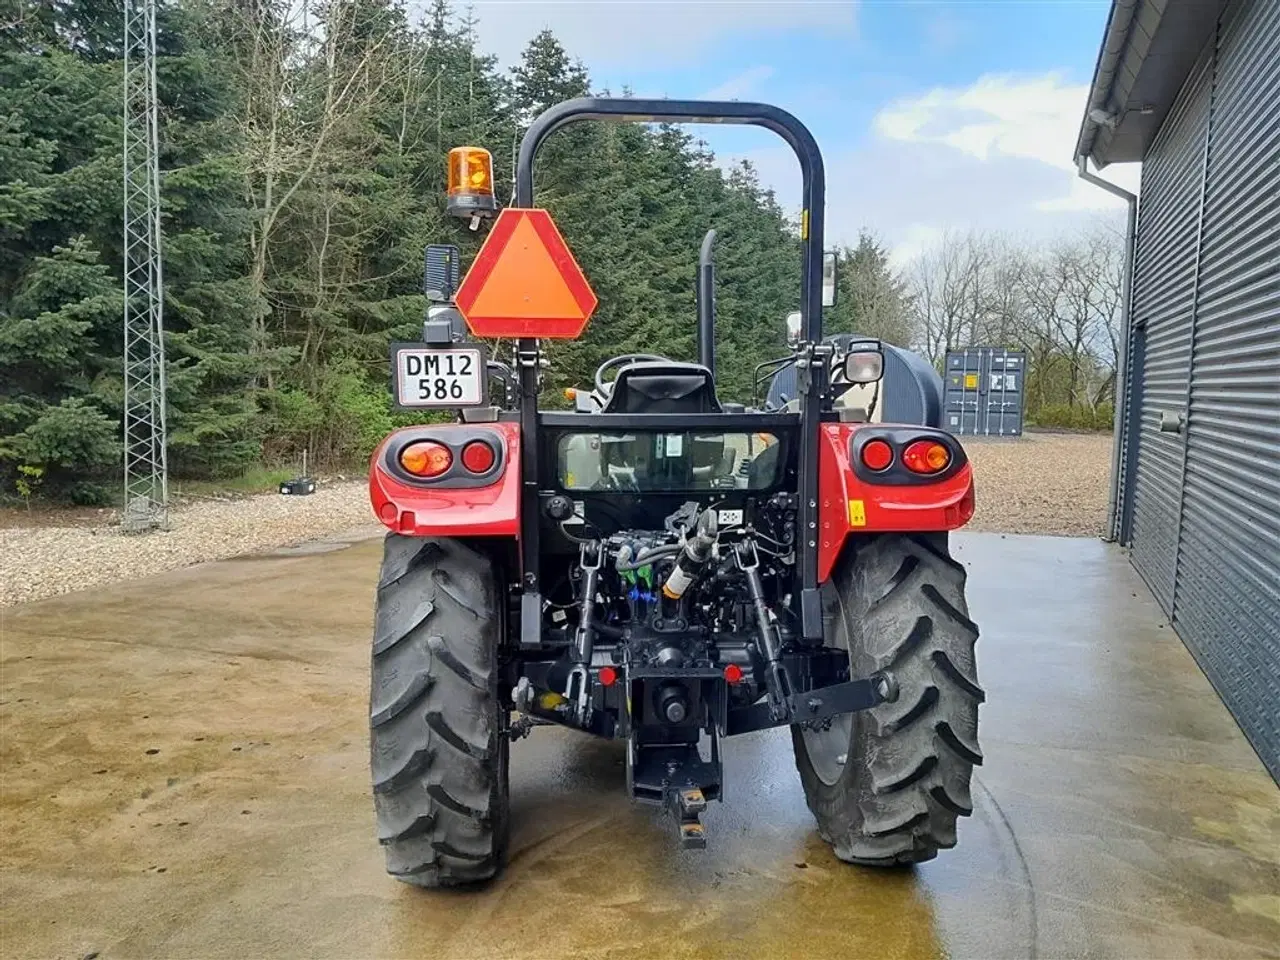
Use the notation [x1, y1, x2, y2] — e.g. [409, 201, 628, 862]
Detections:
[662, 509, 718, 600]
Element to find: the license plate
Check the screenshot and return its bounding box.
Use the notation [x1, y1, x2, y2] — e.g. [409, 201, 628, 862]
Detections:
[391, 343, 487, 409]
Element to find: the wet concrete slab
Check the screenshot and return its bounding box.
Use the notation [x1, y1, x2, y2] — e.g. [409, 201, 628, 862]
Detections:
[1, 532, 1276, 959]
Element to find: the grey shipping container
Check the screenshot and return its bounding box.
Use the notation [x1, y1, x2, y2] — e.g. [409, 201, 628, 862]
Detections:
[943, 348, 1026, 437]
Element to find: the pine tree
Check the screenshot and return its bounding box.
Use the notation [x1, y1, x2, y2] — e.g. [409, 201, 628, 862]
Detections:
[510, 29, 589, 120]
[826, 231, 914, 348]
[2, 3, 847, 499]
[0, 0, 266, 499]
[0, 238, 122, 500]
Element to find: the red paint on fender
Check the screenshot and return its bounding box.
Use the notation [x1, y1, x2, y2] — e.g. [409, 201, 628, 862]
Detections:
[818, 423, 975, 583]
[368, 421, 520, 538]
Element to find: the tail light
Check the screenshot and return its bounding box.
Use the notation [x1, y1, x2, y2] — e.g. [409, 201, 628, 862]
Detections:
[902, 440, 951, 474]
[460, 440, 496, 474]
[860, 439, 894, 471]
[400, 441, 452, 478]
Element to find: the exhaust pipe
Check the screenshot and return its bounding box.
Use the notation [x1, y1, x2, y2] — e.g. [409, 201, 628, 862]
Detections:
[697, 229, 717, 374]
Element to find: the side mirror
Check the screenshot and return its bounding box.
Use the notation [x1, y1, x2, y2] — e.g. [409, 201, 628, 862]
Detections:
[785, 310, 802, 347]
[822, 250, 838, 308]
[842, 347, 884, 384]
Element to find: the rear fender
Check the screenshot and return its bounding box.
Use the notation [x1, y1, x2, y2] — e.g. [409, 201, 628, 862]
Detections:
[818, 422, 974, 583]
[368, 421, 520, 538]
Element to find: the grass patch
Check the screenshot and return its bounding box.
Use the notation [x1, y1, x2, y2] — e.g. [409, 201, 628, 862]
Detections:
[171, 467, 296, 499]
[1026, 403, 1115, 432]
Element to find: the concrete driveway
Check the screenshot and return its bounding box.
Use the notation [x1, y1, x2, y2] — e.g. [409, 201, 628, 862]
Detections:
[1, 531, 1277, 959]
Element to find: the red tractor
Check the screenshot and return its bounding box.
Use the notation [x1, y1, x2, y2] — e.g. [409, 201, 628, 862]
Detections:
[368, 98, 982, 887]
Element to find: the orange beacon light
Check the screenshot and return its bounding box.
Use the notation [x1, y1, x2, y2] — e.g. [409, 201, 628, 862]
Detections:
[446, 146, 497, 220]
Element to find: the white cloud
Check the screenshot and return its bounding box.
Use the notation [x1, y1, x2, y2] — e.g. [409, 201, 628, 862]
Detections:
[871, 72, 1141, 217]
[888, 225, 945, 270]
[446, 1, 857, 70]
[874, 72, 1086, 171]
[713, 123, 1134, 270]
[699, 66, 776, 102]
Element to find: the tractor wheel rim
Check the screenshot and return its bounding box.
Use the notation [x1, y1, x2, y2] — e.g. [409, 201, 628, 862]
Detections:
[801, 613, 855, 786]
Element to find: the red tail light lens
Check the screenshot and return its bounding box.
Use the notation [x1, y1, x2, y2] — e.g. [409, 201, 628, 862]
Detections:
[902, 440, 951, 474]
[400, 441, 452, 478]
[598, 666, 618, 687]
[460, 440, 496, 474]
[723, 663, 744, 684]
[860, 439, 894, 471]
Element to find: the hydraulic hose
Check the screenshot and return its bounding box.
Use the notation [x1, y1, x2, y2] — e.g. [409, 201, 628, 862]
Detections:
[614, 544, 682, 571]
[590, 619, 626, 639]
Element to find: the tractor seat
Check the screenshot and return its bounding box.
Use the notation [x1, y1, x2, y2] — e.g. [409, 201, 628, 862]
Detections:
[601, 361, 722, 414]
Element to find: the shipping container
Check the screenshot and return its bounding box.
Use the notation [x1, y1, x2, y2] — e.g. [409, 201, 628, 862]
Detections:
[943, 348, 1026, 437]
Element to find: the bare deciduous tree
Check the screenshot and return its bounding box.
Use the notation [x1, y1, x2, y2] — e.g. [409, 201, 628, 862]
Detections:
[903, 219, 1127, 419]
[224, 0, 408, 363]
[906, 230, 994, 364]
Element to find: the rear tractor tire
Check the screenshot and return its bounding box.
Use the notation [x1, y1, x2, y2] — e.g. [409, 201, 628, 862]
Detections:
[369, 535, 510, 887]
[792, 533, 983, 866]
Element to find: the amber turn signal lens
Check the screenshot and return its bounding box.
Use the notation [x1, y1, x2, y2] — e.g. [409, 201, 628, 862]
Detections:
[400, 441, 452, 478]
[460, 440, 496, 474]
[860, 439, 894, 471]
[902, 440, 951, 474]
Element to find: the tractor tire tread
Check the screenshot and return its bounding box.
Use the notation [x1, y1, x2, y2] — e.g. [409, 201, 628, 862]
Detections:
[369, 534, 509, 888]
[792, 532, 982, 867]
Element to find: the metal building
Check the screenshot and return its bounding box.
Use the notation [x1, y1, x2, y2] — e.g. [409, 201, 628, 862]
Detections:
[1076, 0, 1280, 779]
[943, 348, 1026, 437]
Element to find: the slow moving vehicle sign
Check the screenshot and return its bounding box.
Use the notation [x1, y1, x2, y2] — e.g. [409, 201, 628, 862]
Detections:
[455, 208, 597, 339]
[390, 342, 487, 410]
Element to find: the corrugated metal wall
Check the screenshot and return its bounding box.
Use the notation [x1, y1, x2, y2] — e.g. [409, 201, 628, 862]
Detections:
[1122, 0, 1280, 779]
[1174, 0, 1280, 778]
[1127, 52, 1213, 612]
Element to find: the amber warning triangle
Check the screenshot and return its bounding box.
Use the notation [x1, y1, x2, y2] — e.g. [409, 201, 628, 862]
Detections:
[467, 216, 580, 319]
[455, 208, 597, 340]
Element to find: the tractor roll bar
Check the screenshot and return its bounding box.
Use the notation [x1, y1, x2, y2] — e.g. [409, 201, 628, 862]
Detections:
[512, 98, 829, 642]
[515, 97, 826, 344]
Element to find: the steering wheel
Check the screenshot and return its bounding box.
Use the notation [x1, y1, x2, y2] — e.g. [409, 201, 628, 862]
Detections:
[594, 353, 670, 395]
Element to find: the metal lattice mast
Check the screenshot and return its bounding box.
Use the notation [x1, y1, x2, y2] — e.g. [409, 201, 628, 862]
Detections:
[122, 0, 168, 532]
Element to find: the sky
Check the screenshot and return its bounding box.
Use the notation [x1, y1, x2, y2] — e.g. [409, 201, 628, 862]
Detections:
[448, 0, 1141, 265]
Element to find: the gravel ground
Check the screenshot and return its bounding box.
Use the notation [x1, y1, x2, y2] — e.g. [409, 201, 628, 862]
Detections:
[965, 431, 1113, 538]
[0, 482, 379, 608]
[0, 431, 1113, 608]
